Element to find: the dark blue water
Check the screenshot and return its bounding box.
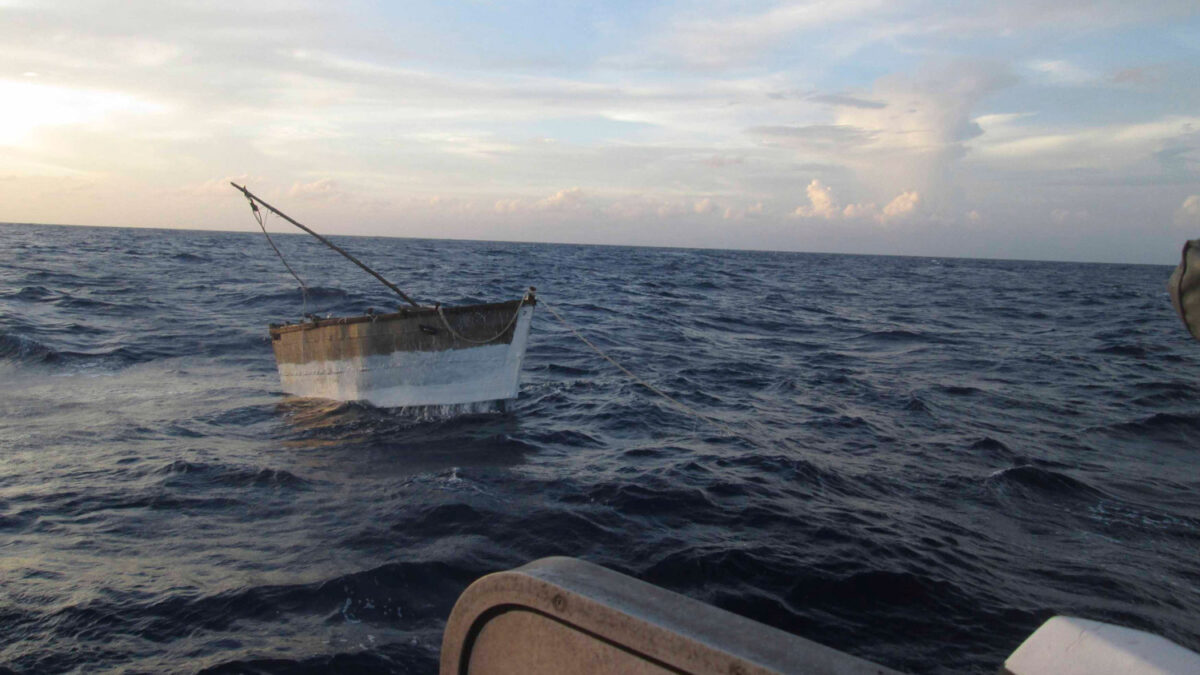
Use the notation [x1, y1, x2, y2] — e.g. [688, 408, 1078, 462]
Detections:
[1, 222, 1197, 674]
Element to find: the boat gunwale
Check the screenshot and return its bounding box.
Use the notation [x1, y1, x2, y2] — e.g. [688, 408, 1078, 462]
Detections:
[268, 297, 535, 336]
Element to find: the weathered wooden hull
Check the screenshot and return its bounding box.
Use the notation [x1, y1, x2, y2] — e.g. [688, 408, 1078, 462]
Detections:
[268, 298, 534, 407]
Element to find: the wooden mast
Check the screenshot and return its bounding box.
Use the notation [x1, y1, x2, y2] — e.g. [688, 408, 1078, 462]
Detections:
[232, 182, 421, 308]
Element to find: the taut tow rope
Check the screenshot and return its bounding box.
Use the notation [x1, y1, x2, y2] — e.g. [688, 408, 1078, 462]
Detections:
[539, 298, 738, 437]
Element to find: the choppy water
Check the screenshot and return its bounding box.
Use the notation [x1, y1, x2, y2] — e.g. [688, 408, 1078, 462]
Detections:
[1, 222, 1198, 674]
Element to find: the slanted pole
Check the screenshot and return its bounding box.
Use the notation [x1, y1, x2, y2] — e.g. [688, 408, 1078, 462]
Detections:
[232, 182, 421, 308]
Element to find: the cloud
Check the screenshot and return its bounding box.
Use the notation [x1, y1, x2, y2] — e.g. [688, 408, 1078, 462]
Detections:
[840, 201, 877, 219]
[703, 155, 745, 168]
[972, 114, 1200, 178]
[191, 174, 257, 197]
[966, 1, 1197, 32]
[494, 187, 587, 215]
[537, 187, 586, 211]
[1051, 208, 1089, 224]
[1111, 66, 1164, 86]
[0, 1, 1196, 262]
[0, 79, 165, 147]
[766, 89, 888, 109]
[806, 93, 887, 109]
[838, 62, 1014, 157]
[794, 179, 838, 218]
[641, 1, 1198, 74]
[1177, 195, 1200, 227]
[289, 178, 343, 201]
[493, 198, 521, 214]
[653, 0, 885, 69]
[693, 197, 718, 215]
[1028, 59, 1097, 86]
[811, 61, 1015, 211]
[792, 179, 920, 224]
[883, 191, 921, 219]
[749, 124, 877, 152]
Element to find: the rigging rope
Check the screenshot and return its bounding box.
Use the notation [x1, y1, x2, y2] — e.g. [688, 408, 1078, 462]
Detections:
[246, 197, 310, 315]
[436, 299, 527, 345]
[232, 183, 421, 308]
[539, 298, 739, 437]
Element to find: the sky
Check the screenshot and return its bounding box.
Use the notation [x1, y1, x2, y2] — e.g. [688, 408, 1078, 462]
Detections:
[1, 1, 1198, 263]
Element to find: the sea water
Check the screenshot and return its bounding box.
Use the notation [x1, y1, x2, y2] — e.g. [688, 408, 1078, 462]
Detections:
[1, 222, 1197, 673]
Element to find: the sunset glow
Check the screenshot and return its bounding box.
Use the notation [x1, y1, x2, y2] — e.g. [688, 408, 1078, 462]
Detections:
[0, 1, 1197, 262]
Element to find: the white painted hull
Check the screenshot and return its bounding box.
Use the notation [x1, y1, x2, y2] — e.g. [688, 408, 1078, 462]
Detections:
[275, 305, 534, 408]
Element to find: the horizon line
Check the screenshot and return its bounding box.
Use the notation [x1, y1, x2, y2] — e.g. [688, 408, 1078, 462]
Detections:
[0, 219, 1176, 268]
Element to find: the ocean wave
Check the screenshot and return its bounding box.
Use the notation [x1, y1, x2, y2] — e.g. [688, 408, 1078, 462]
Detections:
[1094, 344, 1149, 357]
[4, 285, 59, 301]
[238, 286, 351, 306]
[969, 437, 1013, 455]
[198, 643, 438, 675]
[0, 331, 59, 364]
[36, 489, 246, 520]
[53, 295, 143, 312]
[1099, 412, 1200, 439]
[155, 460, 311, 489]
[171, 252, 210, 262]
[986, 465, 1106, 501]
[855, 329, 953, 344]
[788, 569, 964, 611]
[34, 558, 478, 656]
[938, 384, 981, 396]
[1128, 381, 1199, 406]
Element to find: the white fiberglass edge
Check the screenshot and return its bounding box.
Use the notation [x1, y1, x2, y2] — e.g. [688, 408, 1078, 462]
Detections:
[1005, 616, 1200, 675]
[275, 305, 534, 408]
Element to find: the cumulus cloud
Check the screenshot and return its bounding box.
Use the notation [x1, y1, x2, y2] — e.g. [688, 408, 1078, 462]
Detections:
[1177, 195, 1200, 227]
[493, 198, 521, 214]
[755, 61, 1017, 218]
[603, 194, 680, 220]
[792, 179, 920, 224]
[838, 62, 1014, 161]
[840, 202, 877, 219]
[289, 178, 342, 201]
[793, 180, 839, 218]
[537, 187, 585, 211]
[494, 187, 587, 215]
[191, 174, 256, 197]
[882, 191, 920, 219]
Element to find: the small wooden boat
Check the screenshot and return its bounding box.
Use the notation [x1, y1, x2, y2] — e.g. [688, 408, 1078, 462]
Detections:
[233, 183, 535, 409]
[268, 296, 535, 408]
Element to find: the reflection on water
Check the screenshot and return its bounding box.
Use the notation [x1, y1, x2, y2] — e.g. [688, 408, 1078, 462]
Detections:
[273, 397, 530, 477]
